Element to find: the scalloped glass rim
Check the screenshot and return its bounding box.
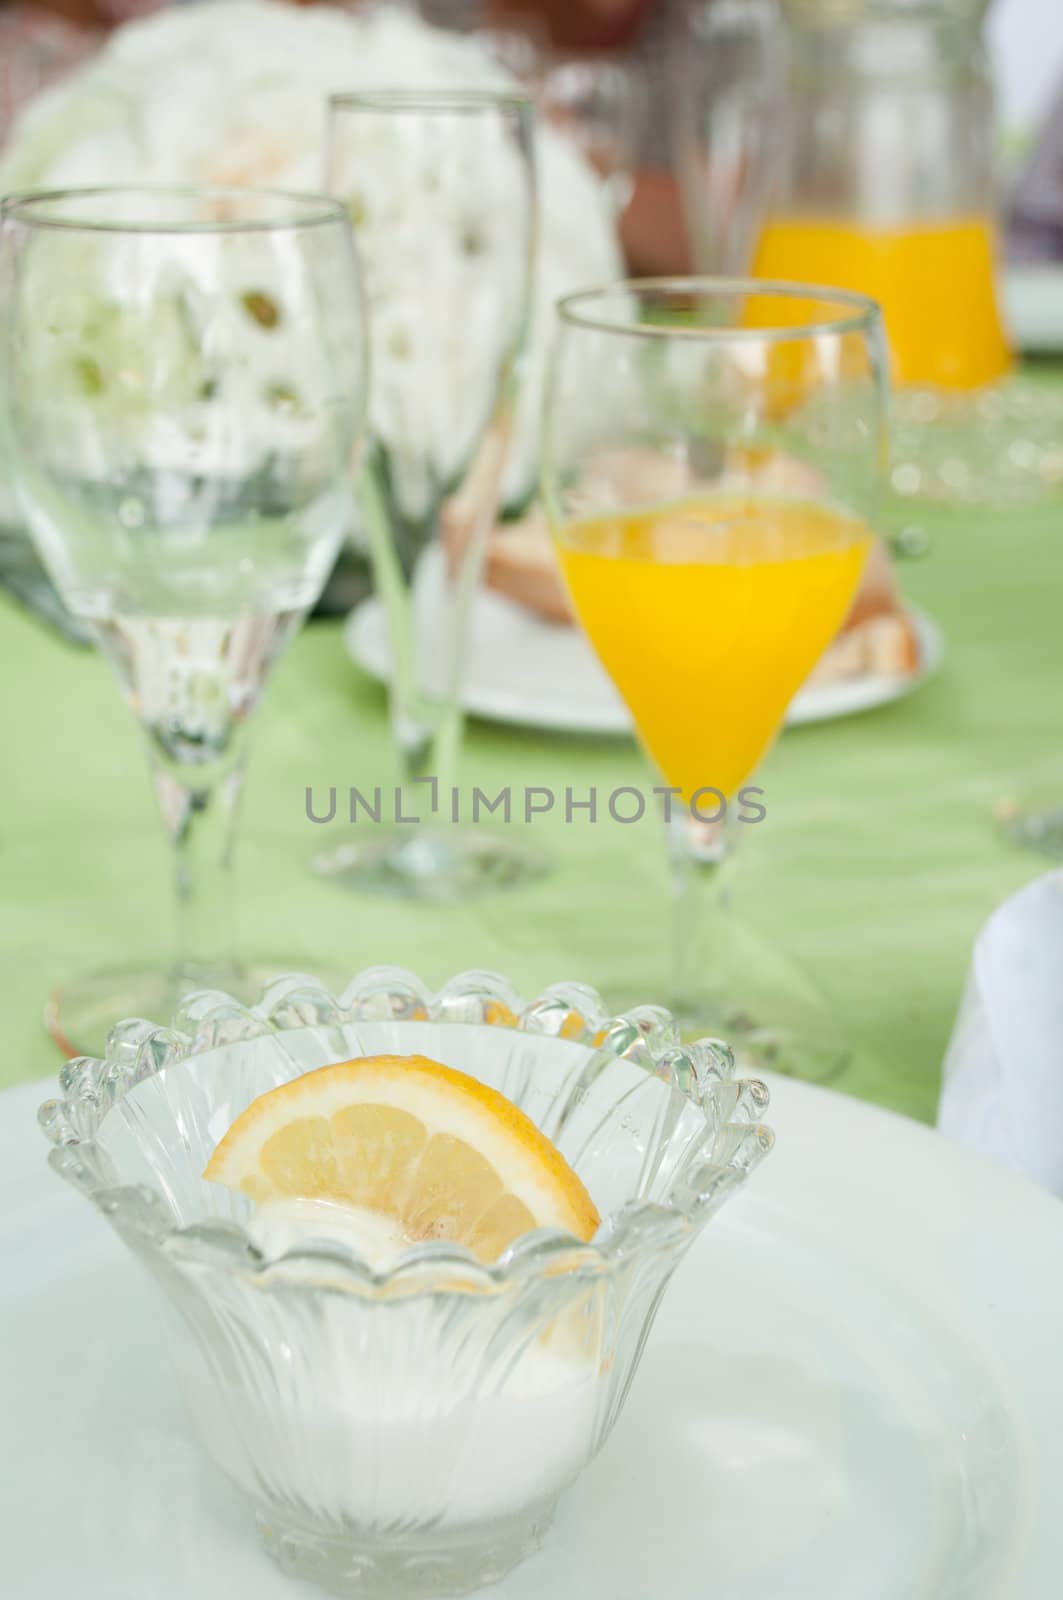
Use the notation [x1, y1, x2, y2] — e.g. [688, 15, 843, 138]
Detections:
[38, 966, 774, 1296]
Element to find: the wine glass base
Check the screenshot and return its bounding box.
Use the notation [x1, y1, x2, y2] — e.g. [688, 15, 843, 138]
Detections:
[46, 957, 356, 1061]
[997, 803, 1063, 861]
[313, 826, 548, 902]
[665, 995, 852, 1086]
[618, 905, 855, 1085]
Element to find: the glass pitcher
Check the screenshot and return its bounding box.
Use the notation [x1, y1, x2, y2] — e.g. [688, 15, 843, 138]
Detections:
[749, 0, 1012, 397]
[680, 0, 1063, 504]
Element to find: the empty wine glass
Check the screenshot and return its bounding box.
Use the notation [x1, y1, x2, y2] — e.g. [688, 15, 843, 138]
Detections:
[318, 89, 537, 901]
[0, 186, 368, 1054]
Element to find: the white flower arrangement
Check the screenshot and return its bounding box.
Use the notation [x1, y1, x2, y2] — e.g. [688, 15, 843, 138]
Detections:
[0, 0, 623, 511]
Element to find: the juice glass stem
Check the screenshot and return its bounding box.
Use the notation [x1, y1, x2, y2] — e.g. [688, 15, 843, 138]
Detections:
[667, 808, 730, 1026]
[666, 807, 852, 1083]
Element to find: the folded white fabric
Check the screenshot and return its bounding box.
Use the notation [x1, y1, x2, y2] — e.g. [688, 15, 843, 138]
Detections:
[938, 869, 1063, 1194]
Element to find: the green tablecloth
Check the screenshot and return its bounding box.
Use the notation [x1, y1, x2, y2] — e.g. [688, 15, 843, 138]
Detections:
[3, 490, 1060, 1119]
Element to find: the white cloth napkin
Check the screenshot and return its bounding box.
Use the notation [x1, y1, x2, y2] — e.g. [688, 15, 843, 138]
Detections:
[938, 870, 1063, 1193]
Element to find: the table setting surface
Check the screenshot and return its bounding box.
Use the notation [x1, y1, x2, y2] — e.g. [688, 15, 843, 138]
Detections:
[3, 449, 1060, 1123]
[5, 4, 1063, 1595]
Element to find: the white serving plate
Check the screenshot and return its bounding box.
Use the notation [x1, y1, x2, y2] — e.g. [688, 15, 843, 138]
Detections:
[1002, 264, 1063, 354]
[345, 580, 943, 737]
[2, 1069, 1060, 1598]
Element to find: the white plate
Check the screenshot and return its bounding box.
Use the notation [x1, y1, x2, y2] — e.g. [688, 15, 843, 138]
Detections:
[1002, 264, 1063, 354]
[2, 1071, 1061, 1598]
[345, 580, 943, 738]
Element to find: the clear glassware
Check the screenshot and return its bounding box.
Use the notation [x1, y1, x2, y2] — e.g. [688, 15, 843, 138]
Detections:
[675, 0, 785, 275]
[38, 966, 773, 1599]
[476, 19, 551, 86]
[538, 55, 646, 219]
[541, 278, 888, 1080]
[0, 187, 367, 1055]
[317, 89, 538, 901]
[700, 0, 1063, 508]
[996, 794, 1063, 862]
[721, 0, 1062, 841]
[0, 23, 101, 626]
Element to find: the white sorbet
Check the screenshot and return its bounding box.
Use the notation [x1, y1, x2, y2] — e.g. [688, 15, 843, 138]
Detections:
[249, 1195, 411, 1271]
[227, 1193, 599, 1526]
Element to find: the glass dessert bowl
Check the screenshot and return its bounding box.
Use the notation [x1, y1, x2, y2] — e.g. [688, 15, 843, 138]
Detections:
[39, 968, 773, 1598]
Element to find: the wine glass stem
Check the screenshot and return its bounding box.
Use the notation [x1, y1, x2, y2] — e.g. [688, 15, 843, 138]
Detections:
[151, 758, 246, 984]
[397, 698, 462, 796]
[358, 462, 450, 783]
[361, 432, 504, 800]
[667, 809, 731, 1020]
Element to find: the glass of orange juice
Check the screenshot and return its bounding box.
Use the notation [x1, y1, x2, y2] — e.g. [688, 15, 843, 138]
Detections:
[541, 279, 888, 1078]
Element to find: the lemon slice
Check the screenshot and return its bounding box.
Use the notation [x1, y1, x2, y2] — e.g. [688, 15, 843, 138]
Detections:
[203, 1054, 600, 1262]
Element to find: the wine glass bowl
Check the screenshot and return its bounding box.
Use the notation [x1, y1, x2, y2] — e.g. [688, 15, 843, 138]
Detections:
[0, 185, 368, 1053]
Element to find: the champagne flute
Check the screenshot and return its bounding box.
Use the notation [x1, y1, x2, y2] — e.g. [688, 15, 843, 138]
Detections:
[541, 278, 888, 1079]
[318, 89, 538, 900]
[0, 185, 367, 1055]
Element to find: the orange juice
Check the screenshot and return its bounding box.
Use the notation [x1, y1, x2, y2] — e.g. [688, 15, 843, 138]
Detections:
[554, 497, 871, 801]
[751, 215, 1011, 390]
